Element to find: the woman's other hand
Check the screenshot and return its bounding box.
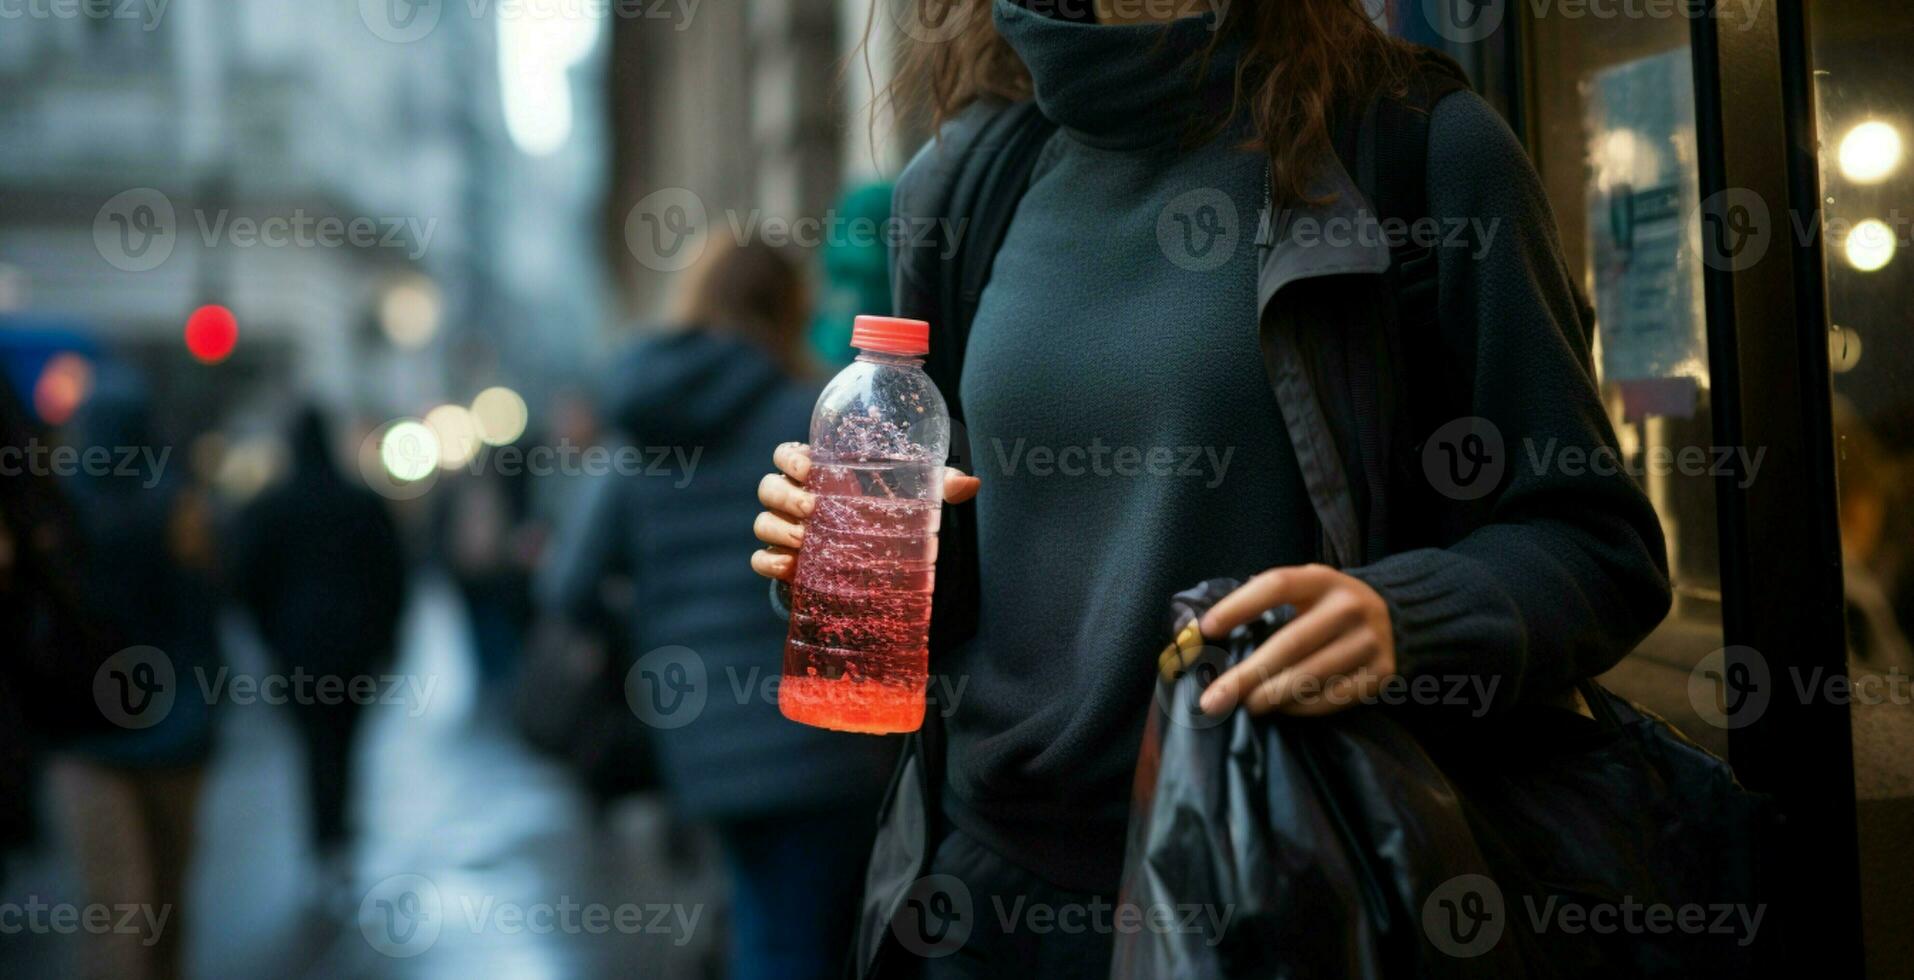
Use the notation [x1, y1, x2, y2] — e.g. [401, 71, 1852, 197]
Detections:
[1196, 565, 1397, 717]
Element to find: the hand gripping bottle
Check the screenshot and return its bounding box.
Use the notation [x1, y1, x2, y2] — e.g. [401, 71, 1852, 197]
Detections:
[779, 315, 949, 734]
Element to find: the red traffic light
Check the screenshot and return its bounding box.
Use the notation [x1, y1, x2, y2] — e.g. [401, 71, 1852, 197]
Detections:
[184, 304, 238, 364]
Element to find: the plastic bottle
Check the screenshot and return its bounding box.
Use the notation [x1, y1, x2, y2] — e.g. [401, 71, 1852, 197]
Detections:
[779, 315, 949, 734]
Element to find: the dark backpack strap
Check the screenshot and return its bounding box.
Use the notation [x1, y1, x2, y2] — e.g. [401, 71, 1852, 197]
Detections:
[924, 100, 1056, 653]
[935, 100, 1058, 405]
[1368, 50, 1469, 332]
[1335, 48, 1471, 560]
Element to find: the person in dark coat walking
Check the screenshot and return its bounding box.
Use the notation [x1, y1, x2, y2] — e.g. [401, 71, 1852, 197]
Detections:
[541, 239, 899, 980]
[230, 404, 408, 904]
[50, 369, 220, 980]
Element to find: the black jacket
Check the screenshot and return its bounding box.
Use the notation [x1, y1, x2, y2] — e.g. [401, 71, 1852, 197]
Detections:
[232, 409, 408, 679]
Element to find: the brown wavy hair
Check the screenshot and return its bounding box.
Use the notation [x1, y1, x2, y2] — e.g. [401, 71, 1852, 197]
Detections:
[870, 0, 1420, 205]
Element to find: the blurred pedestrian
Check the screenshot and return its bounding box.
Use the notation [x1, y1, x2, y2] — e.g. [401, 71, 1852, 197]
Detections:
[438, 451, 536, 693]
[542, 238, 897, 980]
[49, 368, 220, 980]
[230, 404, 408, 909]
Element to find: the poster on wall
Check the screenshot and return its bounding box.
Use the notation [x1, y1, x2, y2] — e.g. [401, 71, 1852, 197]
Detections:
[1585, 50, 1709, 421]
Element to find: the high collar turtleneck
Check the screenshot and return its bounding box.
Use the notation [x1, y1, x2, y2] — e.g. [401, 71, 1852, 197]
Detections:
[995, 0, 1239, 149]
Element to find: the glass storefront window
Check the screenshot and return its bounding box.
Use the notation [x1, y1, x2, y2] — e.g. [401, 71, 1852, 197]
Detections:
[1521, 7, 1726, 755]
[1810, 1, 1914, 970]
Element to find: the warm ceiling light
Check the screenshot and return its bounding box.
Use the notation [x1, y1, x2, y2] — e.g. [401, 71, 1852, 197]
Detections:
[1838, 121, 1903, 184]
[1844, 218, 1896, 272]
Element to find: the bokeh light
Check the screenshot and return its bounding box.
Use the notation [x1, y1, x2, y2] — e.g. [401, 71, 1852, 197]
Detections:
[1844, 218, 1897, 272]
[498, 9, 601, 156]
[1838, 120, 1903, 184]
[379, 419, 441, 483]
[32, 352, 93, 426]
[425, 403, 481, 470]
[184, 304, 239, 363]
[470, 386, 528, 446]
[379, 276, 443, 350]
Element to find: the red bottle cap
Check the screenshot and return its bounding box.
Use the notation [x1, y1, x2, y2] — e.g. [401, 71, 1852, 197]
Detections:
[850, 315, 930, 356]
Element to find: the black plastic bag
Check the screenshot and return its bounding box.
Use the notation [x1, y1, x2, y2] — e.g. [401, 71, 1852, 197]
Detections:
[1112, 580, 1772, 979]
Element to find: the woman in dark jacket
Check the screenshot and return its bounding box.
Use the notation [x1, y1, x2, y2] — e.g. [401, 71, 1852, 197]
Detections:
[751, 1, 1673, 976]
[542, 238, 898, 980]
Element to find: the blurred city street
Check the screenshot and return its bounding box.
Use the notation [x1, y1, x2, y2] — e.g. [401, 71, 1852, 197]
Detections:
[0, 572, 723, 980]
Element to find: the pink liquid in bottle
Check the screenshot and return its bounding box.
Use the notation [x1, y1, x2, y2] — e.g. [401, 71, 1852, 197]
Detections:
[780, 316, 948, 735]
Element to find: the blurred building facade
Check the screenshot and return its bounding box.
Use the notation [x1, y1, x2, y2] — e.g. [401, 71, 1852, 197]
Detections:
[0, 1, 607, 429]
[606, 0, 914, 320]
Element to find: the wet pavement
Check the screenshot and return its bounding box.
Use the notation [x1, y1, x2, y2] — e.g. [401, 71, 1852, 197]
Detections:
[1, 574, 726, 979]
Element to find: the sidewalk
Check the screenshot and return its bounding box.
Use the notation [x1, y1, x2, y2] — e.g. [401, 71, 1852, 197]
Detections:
[0, 573, 724, 980]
